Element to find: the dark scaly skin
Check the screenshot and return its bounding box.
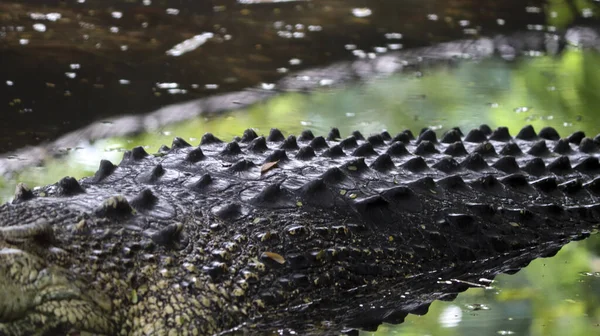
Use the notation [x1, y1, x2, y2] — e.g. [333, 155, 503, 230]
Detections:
[1, 125, 599, 336]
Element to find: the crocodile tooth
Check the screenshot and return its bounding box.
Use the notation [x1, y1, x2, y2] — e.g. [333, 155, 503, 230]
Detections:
[351, 130, 365, 141]
[352, 143, 378, 157]
[466, 202, 497, 217]
[402, 129, 415, 140]
[121, 146, 149, 164]
[250, 183, 294, 208]
[171, 137, 191, 149]
[248, 136, 268, 152]
[575, 156, 600, 173]
[585, 177, 600, 194]
[267, 128, 285, 142]
[340, 136, 358, 149]
[130, 188, 158, 210]
[321, 167, 347, 184]
[230, 159, 255, 172]
[391, 132, 410, 144]
[444, 213, 476, 233]
[12, 183, 34, 203]
[499, 142, 522, 156]
[443, 142, 468, 157]
[489, 126, 512, 141]
[547, 156, 571, 174]
[370, 154, 395, 172]
[538, 126, 560, 140]
[150, 222, 184, 247]
[380, 131, 392, 141]
[241, 129, 258, 142]
[297, 179, 334, 207]
[386, 142, 409, 156]
[189, 174, 213, 192]
[185, 147, 205, 163]
[522, 158, 546, 176]
[280, 135, 299, 150]
[408, 176, 436, 191]
[567, 131, 586, 144]
[553, 139, 572, 154]
[440, 129, 462, 144]
[403, 157, 429, 172]
[367, 134, 385, 147]
[470, 175, 500, 190]
[527, 140, 550, 157]
[309, 136, 328, 150]
[200, 132, 222, 145]
[327, 127, 341, 141]
[265, 149, 288, 163]
[516, 125, 537, 140]
[95, 195, 134, 218]
[464, 129, 487, 143]
[322, 145, 345, 158]
[416, 129, 437, 144]
[492, 156, 520, 173]
[295, 146, 316, 160]
[479, 124, 492, 135]
[353, 195, 392, 225]
[213, 203, 244, 220]
[579, 137, 598, 153]
[461, 153, 488, 171]
[531, 176, 558, 193]
[140, 164, 165, 184]
[298, 129, 315, 141]
[499, 173, 530, 188]
[343, 158, 369, 174]
[473, 142, 497, 156]
[58, 177, 85, 195]
[93, 159, 116, 182]
[220, 141, 242, 156]
[432, 157, 459, 173]
[558, 179, 582, 194]
[414, 140, 439, 155]
[437, 175, 468, 190]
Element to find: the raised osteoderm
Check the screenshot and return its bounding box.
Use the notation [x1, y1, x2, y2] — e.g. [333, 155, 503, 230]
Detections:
[1, 125, 599, 336]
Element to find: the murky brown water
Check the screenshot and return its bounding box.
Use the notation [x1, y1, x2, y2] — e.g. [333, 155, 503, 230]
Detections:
[0, 0, 554, 153]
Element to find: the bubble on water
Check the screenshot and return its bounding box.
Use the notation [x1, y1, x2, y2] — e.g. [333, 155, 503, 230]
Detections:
[439, 305, 462, 328]
[111, 12, 123, 19]
[352, 8, 372, 18]
[166, 8, 180, 15]
[33, 23, 46, 32]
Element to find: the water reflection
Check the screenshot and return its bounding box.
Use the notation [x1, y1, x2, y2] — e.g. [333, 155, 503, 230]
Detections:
[0, 0, 571, 153]
[369, 234, 600, 336]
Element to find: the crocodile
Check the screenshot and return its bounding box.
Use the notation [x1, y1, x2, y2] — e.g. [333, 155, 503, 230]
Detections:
[1, 124, 599, 336]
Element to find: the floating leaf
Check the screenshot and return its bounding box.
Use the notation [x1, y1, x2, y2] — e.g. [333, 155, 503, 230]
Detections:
[261, 160, 279, 174]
